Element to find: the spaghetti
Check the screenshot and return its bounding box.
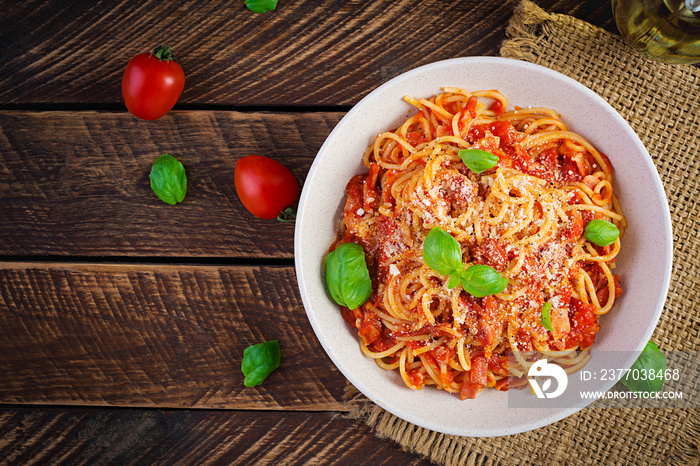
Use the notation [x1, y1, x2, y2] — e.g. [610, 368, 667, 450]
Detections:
[330, 88, 625, 399]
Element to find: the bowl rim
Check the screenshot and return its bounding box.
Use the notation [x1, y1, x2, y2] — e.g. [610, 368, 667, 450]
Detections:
[294, 56, 673, 437]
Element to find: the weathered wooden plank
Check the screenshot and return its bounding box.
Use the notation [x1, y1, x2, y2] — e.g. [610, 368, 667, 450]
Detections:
[0, 408, 431, 465]
[0, 263, 347, 410]
[0, 110, 343, 258]
[0, 0, 615, 107]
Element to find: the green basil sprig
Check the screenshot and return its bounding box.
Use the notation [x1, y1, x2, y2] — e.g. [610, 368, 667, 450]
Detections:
[149, 154, 187, 205]
[621, 340, 667, 393]
[242, 340, 281, 387]
[458, 149, 499, 173]
[325, 242, 373, 310]
[540, 301, 554, 332]
[423, 227, 462, 275]
[423, 227, 508, 297]
[460, 264, 509, 298]
[584, 219, 619, 246]
[245, 0, 278, 13]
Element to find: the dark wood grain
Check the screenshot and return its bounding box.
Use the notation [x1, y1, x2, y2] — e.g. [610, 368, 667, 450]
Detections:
[0, 263, 346, 409]
[0, 407, 431, 465]
[0, 0, 615, 107]
[0, 110, 342, 258]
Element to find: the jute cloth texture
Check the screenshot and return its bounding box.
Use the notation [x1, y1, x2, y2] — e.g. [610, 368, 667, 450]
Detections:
[344, 1, 700, 465]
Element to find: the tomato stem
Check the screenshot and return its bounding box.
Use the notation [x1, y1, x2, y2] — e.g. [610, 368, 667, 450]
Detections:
[276, 206, 297, 223]
[150, 45, 176, 62]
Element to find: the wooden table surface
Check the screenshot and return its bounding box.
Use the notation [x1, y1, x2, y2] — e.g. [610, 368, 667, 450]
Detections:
[0, 1, 617, 463]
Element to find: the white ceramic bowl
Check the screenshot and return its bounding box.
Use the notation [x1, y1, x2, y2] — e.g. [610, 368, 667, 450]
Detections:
[294, 57, 673, 436]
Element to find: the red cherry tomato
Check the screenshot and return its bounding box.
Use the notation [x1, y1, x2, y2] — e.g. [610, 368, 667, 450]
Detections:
[235, 155, 299, 220]
[122, 45, 185, 120]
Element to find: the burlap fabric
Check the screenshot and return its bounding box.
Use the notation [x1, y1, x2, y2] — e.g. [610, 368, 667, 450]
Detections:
[344, 1, 700, 464]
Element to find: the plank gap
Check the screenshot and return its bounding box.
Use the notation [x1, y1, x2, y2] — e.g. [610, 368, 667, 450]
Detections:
[0, 103, 352, 114]
[0, 256, 296, 267]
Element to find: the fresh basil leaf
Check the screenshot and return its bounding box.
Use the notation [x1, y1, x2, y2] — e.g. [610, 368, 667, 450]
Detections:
[446, 274, 462, 289]
[149, 154, 187, 205]
[423, 227, 462, 276]
[458, 149, 499, 173]
[325, 242, 373, 310]
[242, 340, 281, 387]
[541, 301, 554, 332]
[584, 219, 619, 246]
[245, 0, 278, 13]
[622, 341, 667, 393]
[459, 276, 485, 297]
[422, 228, 507, 296]
[460, 264, 508, 297]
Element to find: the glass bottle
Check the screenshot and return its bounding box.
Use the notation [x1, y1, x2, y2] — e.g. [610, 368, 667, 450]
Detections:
[612, 0, 700, 64]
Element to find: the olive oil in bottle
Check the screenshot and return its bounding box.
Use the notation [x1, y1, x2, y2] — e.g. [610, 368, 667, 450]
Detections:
[612, 0, 700, 64]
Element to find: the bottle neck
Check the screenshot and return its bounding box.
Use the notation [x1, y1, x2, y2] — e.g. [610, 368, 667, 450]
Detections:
[686, 0, 700, 13]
